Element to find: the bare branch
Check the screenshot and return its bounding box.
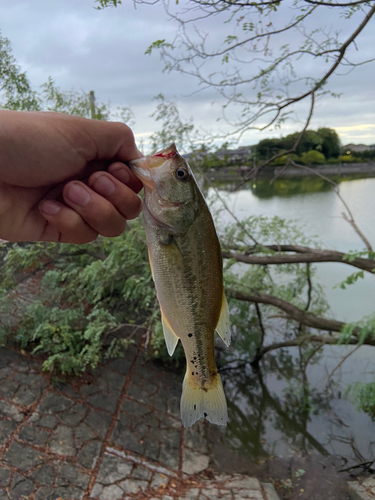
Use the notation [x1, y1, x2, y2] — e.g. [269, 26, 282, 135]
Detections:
[289, 161, 374, 251]
[228, 287, 347, 332]
[260, 334, 362, 356]
[222, 248, 375, 273]
[325, 344, 361, 383]
[304, 0, 373, 6]
[240, 92, 315, 184]
[342, 212, 373, 253]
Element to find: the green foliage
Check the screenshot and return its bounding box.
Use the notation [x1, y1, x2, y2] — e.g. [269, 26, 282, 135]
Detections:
[316, 127, 341, 158]
[95, 0, 122, 8]
[298, 150, 326, 165]
[145, 39, 174, 56]
[149, 93, 196, 153]
[338, 154, 356, 163]
[0, 33, 134, 125]
[0, 32, 40, 110]
[339, 313, 375, 346]
[336, 270, 365, 290]
[220, 215, 327, 313]
[0, 221, 155, 375]
[39, 78, 135, 124]
[255, 128, 340, 160]
[348, 382, 375, 416]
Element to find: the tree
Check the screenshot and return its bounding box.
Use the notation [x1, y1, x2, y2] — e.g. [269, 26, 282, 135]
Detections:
[317, 127, 341, 158]
[255, 128, 340, 161]
[149, 93, 196, 153]
[0, 33, 39, 111]
[0, 31, 135, 125]
[126, 0, 375, 414]
[138, 0, 374, 165]
[2, 16, 375, 422]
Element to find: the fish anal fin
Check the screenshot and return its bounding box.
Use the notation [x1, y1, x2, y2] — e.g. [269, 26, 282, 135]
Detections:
[215, 292, 231, 347]
[161, 311, 179, 356]
[180, 373, 228, 428]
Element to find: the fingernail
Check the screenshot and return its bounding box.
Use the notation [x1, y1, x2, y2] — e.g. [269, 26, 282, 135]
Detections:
[41, 200, 61, 215]
[66, 183, 91, 206]
[93, 176, 115, 196]
[109, 164, 130, 184]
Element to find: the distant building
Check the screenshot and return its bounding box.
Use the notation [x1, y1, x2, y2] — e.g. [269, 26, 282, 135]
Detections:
[183, 145, 252, 163]
[215, 146, 252, 161]
[343, 143, 375, 153]
[182, 150, 209, 161]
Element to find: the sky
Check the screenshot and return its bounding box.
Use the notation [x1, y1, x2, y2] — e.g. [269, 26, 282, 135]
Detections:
[0, 0, 374, 151]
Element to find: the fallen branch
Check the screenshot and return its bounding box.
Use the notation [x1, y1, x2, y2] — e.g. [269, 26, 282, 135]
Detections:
[228, 288, 345, 333]
[222, 248, 375, 273]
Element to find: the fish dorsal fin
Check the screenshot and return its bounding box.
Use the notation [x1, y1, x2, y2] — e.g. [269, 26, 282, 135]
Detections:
[161, 311, 179, 356]
[215, 292, 231, 347]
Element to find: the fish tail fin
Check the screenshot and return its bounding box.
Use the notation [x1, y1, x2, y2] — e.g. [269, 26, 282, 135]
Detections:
[180, 373, 228, 428]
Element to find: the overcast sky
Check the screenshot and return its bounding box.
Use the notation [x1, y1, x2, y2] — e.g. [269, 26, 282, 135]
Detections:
[0, 0, 374, 150]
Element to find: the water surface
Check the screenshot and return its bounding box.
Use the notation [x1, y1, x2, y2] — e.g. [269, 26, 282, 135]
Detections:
[207, 174, 375, 467]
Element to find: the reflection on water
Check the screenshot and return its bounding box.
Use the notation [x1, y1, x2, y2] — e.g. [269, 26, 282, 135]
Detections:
[208, 173, 375, 467]
[221, 345, 375, 464]
[250, 176, 335, 198]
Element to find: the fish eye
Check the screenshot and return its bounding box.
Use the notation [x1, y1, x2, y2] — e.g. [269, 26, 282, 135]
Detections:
[174, 167, 189, 182]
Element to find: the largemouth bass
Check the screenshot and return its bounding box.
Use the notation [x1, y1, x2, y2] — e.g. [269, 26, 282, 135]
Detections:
[129, 144, 230, 427]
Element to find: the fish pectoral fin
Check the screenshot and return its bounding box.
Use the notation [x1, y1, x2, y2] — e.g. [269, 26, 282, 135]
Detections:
[215, 291, 231, 347]
[161, 311, 179, 356]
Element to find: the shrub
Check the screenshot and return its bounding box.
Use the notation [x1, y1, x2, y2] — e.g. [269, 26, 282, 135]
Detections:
[299, 150, 326, 165]
[0, 220, 156, 375]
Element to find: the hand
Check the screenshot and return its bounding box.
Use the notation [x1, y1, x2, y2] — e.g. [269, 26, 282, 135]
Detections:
[0, 110, 143, 243]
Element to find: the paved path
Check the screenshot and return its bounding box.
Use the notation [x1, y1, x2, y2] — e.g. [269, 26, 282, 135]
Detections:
[0, 340, 279, 500]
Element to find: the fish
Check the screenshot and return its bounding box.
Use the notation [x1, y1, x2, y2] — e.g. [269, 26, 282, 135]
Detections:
[129, 143, 230, 427]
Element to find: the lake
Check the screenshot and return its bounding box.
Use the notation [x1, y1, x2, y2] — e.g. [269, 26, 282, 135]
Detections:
[206, 174, 375, 471]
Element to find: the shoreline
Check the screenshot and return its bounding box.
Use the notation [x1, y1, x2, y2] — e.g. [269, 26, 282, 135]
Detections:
[203, 161, 375, 181]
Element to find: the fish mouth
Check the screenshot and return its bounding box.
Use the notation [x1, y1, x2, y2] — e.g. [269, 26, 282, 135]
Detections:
[129, 144, 178, 189]
[152, 143, 177, 160]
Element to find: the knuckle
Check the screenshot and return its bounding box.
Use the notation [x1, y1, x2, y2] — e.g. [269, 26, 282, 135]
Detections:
[117, 122, 134, 139]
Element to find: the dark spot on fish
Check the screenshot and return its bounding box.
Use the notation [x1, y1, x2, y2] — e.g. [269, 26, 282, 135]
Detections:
[192, 372, 194, 376]
[194, 404, 196, 410]
[188, 334, 192, 338]
[193, 356, 197, 360]
[204, 412, 208, 418]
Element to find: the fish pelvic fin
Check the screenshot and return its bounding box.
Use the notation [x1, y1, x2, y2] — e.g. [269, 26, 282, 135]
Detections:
[180, 373, 228, 428]
[161, 311, 179, 356]
[215, 291, 231, 347]
[148, 248, 154, 281]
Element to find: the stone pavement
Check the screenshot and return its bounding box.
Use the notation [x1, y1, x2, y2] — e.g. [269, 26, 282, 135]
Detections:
[0, 341, 280, 500]
[348, 478, 375, 500]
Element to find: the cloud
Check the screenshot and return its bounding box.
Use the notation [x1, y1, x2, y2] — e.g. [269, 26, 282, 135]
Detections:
[0, 0, 374, 148]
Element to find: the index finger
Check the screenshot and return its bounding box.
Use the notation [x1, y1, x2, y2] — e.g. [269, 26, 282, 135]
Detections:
[82, 119, 143, 164]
